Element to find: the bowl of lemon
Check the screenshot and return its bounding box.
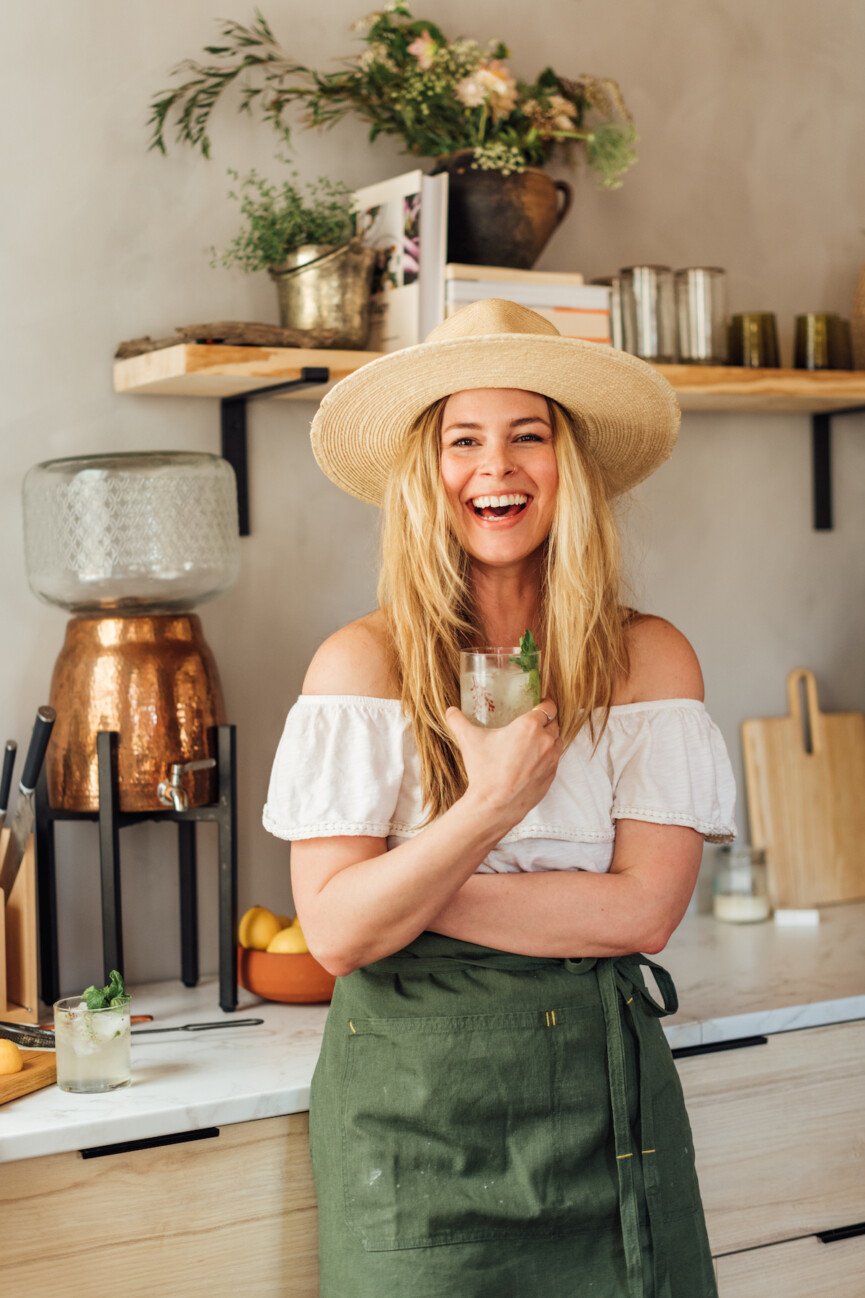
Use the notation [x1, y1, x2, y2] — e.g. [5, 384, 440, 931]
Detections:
[237, 906, 336, 1003]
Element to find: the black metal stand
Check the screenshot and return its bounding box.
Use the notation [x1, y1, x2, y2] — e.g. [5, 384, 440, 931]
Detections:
[221, 367, 330, 536]
[34, 724, 238, 1012]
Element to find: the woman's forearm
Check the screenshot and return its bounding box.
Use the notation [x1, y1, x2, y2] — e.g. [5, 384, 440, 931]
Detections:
[427, 869, 665, 958]
[297, 793, 516, 974]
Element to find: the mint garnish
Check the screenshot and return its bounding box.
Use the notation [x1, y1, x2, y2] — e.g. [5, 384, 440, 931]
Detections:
[82, 969, 130, 1010]
[510, 630, 541, 705]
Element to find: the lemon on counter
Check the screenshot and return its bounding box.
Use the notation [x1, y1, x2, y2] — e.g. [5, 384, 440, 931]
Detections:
[266, 922, 309, 954]
[238, 905, 283, 951]
[0, 1038, 23, 1075]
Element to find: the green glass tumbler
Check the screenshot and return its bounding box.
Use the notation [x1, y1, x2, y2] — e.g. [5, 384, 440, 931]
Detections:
[728, 313, 781, 367]
[793, 313, 853, 370]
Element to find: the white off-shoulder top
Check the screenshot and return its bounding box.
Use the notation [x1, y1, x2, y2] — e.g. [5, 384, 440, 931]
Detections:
[263, 695, 737, 874]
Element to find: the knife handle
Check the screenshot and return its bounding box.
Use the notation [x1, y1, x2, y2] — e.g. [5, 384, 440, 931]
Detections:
[0, 740, 16, 814]
[20, 707, 56, 794]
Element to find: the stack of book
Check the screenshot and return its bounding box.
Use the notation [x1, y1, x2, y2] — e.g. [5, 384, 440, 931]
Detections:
[354, 169, 611, 351]
[444, 265, 611, 343]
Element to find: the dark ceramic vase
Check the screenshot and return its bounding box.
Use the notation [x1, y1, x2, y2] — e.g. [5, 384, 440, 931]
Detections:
[433, 151, 573, 269]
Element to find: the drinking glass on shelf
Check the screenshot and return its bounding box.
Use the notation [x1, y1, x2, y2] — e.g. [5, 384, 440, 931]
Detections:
[54, 995, 132, 1093]
[793, 314, 854, 370]
[460, 647, 541, 728]
[727, 313, 780, 367]
[619, 265, 676, 362]
[674, 267, 728, 363]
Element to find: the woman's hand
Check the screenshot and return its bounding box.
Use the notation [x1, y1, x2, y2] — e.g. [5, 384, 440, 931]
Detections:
[444, 698, 563, 830]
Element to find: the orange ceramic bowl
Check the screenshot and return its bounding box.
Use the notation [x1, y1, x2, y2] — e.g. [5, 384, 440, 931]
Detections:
[237, 945, 336, 1004]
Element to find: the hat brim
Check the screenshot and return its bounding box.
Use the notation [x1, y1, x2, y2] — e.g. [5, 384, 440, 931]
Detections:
[310, 334, 681, 505]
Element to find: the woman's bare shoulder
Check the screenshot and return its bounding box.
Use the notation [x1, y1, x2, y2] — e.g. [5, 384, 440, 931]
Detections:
[301, 609, 399, 699]
[615, 613, 704, 704]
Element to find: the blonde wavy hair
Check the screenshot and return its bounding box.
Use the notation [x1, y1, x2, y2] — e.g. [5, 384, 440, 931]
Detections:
[378, 394, 640, 821]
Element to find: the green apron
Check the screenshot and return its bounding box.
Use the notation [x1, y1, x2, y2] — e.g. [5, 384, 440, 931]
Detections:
[309, 932, 717, 1298]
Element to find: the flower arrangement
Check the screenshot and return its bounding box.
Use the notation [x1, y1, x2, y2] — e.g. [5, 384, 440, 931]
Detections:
[149, 4, 637, 187]
[211, 169, 356, 273]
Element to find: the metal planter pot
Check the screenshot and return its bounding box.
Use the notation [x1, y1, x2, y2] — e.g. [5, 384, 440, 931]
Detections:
[268, 240, 376, 348]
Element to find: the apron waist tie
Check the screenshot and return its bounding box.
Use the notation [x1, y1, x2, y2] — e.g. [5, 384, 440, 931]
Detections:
[564, 954, 678, 1298]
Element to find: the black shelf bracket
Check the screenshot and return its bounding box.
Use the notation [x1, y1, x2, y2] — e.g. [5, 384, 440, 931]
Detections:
[220, 367, 330, 536]
[811, 404, 865, 530]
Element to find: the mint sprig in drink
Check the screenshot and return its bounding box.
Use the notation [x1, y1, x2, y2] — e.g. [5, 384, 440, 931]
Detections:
[82, 968, 131, 1011]
[509, 630, 542, 708]
[460, 630, 541, 728]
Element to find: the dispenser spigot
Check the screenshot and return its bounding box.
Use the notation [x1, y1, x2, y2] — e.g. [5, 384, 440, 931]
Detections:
[157, 757, 217, 812]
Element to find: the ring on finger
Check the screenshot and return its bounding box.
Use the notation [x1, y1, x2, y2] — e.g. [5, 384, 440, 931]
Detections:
[534, 706, 557, 727]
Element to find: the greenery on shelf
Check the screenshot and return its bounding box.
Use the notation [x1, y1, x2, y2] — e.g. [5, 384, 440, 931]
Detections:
[211, 169, 356, 273]
[149, 4, 637, 186]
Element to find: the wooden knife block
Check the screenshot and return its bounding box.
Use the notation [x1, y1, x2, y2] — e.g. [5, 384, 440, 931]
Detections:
[0, 828, 39, 1022]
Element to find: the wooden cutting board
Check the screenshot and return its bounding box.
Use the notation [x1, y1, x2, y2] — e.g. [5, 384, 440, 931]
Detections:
[741, 668, 865, 907]
[0, 1050, 56, 1105]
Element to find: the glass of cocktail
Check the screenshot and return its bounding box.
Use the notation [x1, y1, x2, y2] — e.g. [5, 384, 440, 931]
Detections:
[53, 995, 132, 1093]
[460, 641, 541, 728]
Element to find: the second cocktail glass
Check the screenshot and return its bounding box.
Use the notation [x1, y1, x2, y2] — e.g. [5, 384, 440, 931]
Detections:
[53, 995, 132, 1093]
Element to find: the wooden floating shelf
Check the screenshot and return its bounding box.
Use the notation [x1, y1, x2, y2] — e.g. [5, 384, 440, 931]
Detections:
[114, 345, 865, 415]
[657, 365, 865, 414]
[114, 345, 379, 402]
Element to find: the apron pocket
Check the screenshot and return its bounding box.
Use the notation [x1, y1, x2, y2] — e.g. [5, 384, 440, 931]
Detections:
[340, 1007, 594, 1251]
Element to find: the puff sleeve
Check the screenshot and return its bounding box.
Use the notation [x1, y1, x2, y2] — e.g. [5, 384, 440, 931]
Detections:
[608, 700, 737, 843]
[262, 695, 409, 841]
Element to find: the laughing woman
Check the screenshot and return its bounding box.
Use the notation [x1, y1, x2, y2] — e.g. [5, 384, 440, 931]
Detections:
[263, 300, 736, 1298]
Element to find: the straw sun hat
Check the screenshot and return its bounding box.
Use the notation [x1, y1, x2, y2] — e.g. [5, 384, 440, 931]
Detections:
[310, 297, 681, 505]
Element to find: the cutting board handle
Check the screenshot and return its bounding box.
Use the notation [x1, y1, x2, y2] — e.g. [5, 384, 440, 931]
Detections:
[786, 667, 822, 754]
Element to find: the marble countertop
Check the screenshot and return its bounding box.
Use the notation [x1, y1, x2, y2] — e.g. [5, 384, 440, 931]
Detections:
[660, 898, 865, 1047]
[3, 901, 863, 1165]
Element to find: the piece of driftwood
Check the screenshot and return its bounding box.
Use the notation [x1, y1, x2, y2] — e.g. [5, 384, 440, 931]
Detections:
[115, 321, 342, 359]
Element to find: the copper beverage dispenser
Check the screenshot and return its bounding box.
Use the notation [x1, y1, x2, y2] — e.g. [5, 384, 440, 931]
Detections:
[22, 452, 240, 811]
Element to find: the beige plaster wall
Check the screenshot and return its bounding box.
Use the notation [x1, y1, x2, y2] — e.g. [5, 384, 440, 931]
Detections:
[2, 1, 863, 991]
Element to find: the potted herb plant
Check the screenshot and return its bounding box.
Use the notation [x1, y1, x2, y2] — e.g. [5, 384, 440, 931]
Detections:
[149, 5, 637, 268]
[213, 169, 375, 347]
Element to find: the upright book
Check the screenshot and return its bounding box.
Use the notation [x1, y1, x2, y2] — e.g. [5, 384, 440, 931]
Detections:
[355, 170, 448, 352]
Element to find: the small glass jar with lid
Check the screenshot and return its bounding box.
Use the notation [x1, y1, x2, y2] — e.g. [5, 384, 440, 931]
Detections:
[712, 844, 771, 923]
